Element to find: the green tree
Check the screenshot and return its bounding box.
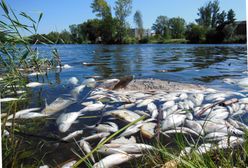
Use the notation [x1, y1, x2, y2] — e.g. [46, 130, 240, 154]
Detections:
[133, 10, 143, 40]
[114, 0, 132, 43]
[79, 19, 101, 43]
[152, 15, 170, 38]
[196, 2, 212, 28]
[60, 30, 72, 44]
[211, 0, 220, 28]
[217, 10, 226, 26]
[227, 9, 236, 24]
[69, 24, 80, 43]
[185, 23, 206, 43]
[91, 0, 111, 19]
[169, 17, 186, 39]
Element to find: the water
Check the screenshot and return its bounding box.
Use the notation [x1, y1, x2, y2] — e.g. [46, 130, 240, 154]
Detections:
[11, 44, 248, 166]
[36, 44, 247, 89]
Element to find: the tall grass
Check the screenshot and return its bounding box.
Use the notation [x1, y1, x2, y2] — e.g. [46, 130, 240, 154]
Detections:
[0, 0, 61, 167]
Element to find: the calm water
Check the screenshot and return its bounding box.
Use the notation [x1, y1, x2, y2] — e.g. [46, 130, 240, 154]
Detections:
[36, 44, 247, 88]
[19, 44, 248, 166]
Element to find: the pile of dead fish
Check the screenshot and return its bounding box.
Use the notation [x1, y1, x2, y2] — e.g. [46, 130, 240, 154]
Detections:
[3, 77, 248, 168]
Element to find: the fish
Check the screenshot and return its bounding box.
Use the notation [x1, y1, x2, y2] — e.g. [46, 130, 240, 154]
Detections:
[42, 97, 75, 115]
[58, 64, 72, 69]
[85, 122, 118, 133]
[28, 72, 45, 76]
[93, 153, 142, 168]
[105, 110, 141, 123]
[26, 82, 47, 88]
[98, 143, 155, 154]
[110, 136, 136, 144]
[196, 143, 214, 154]
[7, 107, 40, 120]
[188, 93, 204, 106]
[80, 101, 104, 112]
[136, 99, 153, 108]
[62, 130, 84, 141]
[79, 140, 95, 163]
[56, 111, 83, 132]
[117, 103, 135, 109]
[61, 160, 76, 168]
[68, 77, 79, 85]
[16, 112, 46, 119]
[71, 84, 86, 98]
[185, 120, 204, 135]
[163, 127, 199, 137]
[204, 132, 228, 140]
[161, 114, 186, 131]
[140, 122, 156, 139]
[118, 122, 143, 137]
[217, 136, 244, 149]
[147, 102, 158, 119]
[162, 101, 175, 110]
[0, 97, 20, 102]
[83, 78, 96, 88]
[82, 132, 110, 142]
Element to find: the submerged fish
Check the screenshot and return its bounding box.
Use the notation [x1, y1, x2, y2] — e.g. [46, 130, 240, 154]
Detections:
[62, 130, 83, 141]
[7, 108, 40, 120]
[42, 97, 75, 115]
[68, 77, 79, 85]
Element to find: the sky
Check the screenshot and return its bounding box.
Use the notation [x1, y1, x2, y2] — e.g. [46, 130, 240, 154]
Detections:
[1, 0, 246, 35]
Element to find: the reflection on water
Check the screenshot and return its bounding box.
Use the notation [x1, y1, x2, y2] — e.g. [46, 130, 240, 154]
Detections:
[36, 44, 246, 89]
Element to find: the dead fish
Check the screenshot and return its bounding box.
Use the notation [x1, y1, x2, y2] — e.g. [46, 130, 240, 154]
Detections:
[57, 111, 83, 132]
[81, 101, 104, 112]
[71, 84, 86, 98]
[68, 77, 79, 85]
[99, 143, 155, 154]
[0, 97, 20, 102]
[79, 140, 95, 163]
[57, 64, 72, 69]
[179, 146, 192, 157]
[83, 78, 96, 88]
[99, 79, 120, 90]
[140, 122, 156, 139]
[196, 143, 214, 154]
[162, 101, 175, 110]
[117, 103, 135, 110]
[162, 114, 186, 131]
[163, 127, 199, 137]
[42, 97, 75, 115]
[16, 112, 46, 119]
[61, 160, 76, 168]
[28, 72, 45, 76]
[26, 82, 47, 88]
[217, 136, 244, 149]
[136, 98, 153, 108]
[105, 110, 141, 123]
[147, 102, 158, 119]
[62, 130, 83, 141]
[85, 122, 118, 133]
[7, 107, 40, 120]
[204, 132, 228, 140]
[93, 153, 141, 168]
[185, 120, 204, 135]
[81, 101, 94, 106]
[239, 98, 248, 104]
[110, 136, 136, 144]
[118, 122, 143, 137]
[188, 93, 204, 106]
[82, 132, 110, 142]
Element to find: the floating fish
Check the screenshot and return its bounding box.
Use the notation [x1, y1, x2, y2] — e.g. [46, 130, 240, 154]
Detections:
[80, 101, 104, 112]
[61, 160, 76, 168]
[71, 84, 85, 98]
[79, 140, 95, 163]
[7, 107, 40, 120]
[57, 111, 83, 132]
[42, 97, 75, 115]
[26, 82, 47, 88]
[0, 97, 20, 102]
[62, 130, 84, 141]
[68, 77, 79, 85]
[28, 72, 46, 76]
[82, 132, 110, 142]
[85, 122, 118, 133]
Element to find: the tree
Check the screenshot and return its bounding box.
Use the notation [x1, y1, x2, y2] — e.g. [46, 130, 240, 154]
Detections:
[169, 17, 186, 39]
[133, 10, 143, 40]
[114, 0, 132, 43]
[91, 0, 111, 19]
[196, 2, 212, 28]
[217, 10, 226, 26]
[227, 9, 236, 24]
[152, 16, 170, 38]
[69, 24, 80, 43]
[60, 30, 72, 44]
[211, 0, 220, 28]
[185, 23, 206, 43]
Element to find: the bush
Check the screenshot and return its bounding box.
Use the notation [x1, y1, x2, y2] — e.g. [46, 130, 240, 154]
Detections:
[185, 23, 206, 43]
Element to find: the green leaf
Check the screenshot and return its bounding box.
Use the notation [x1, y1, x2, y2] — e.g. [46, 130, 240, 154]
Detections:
[20, 50, 29, 62]
[1, 0, 9, 15]
[38, 12, 43, 23]
[20, 12, 36, 23]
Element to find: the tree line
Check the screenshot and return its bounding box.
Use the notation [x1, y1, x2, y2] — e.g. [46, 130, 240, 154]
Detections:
[24, 0, 246, 44]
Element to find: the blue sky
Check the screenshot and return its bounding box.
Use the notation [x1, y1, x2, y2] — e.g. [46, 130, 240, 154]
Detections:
[1, 0, 246, 35]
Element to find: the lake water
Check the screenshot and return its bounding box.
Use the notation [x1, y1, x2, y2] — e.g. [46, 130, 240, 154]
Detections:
[10, 44, 248, 166]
